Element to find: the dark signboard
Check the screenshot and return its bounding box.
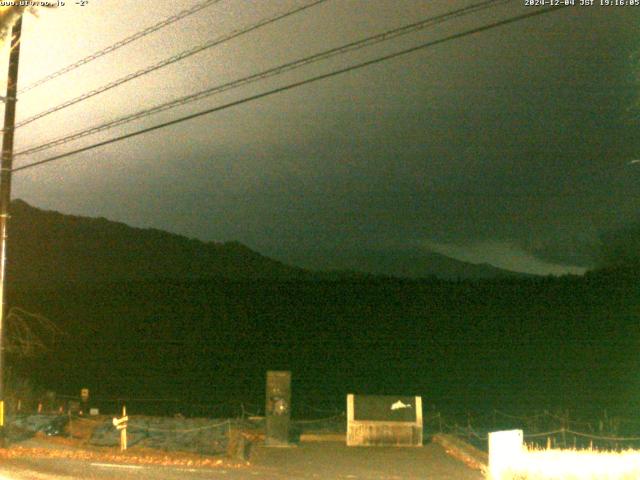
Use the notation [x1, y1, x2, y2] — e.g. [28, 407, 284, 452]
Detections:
[265, 371, 291, 446]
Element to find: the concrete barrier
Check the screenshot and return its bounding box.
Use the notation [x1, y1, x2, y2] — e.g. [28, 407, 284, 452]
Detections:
[488, 429, 524, 480]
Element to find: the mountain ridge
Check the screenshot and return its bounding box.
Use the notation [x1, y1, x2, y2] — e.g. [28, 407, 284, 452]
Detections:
[6, 199, 536, 285]
[7, 199, 307, 285]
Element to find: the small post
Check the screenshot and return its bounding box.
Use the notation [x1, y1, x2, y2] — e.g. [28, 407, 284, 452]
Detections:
[80, 388, 89, 416]
[547, 436, 551, 450]
[112, 405, 128, 450]
[120, 405, 127, 451]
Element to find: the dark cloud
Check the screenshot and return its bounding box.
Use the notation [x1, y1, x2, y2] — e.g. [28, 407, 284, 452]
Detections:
[8, 1, 640, 273]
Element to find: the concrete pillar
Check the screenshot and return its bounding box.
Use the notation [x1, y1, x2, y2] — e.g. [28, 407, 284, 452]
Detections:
[488, 429, 523, 480]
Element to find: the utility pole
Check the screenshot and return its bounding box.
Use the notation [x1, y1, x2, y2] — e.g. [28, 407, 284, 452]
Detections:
[0, 15, 23, 444]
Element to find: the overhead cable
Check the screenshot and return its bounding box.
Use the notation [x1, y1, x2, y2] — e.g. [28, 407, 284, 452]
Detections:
[15, 0, 507, 156]
[13, 0, 329, 129]
[13, 5, 567, 173]
[18, 0, 224, 94]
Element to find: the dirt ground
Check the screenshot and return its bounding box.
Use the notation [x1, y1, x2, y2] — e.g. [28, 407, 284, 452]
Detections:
[248, 440, 484, 480]
[0, 436, 485, 479]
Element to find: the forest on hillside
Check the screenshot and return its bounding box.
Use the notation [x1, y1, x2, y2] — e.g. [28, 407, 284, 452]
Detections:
[6, 267, 640, 419]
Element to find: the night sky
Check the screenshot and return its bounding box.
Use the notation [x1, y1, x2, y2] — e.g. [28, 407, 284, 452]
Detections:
[3, 0, 639, 275]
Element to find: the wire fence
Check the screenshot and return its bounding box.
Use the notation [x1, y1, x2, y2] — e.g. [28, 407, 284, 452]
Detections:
[11, 392, 640, 452]
[18, 393, 344, 422]
[425, 409, 640, 451]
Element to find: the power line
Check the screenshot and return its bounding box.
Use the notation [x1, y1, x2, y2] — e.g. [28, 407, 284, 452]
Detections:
[13, 0, 329, 130]
[13, 5, 567, 174]
[18, 0, 224, 94]
[15, 0, 508, 157]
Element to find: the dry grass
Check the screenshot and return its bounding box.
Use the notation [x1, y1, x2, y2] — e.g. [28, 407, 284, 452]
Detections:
[5, 435, 246, 470]
[494, 446, 640, 480]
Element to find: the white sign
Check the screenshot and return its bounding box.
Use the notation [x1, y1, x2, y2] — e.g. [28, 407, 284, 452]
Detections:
[390, 400, 412, 410]
[112, 415, 128, 428]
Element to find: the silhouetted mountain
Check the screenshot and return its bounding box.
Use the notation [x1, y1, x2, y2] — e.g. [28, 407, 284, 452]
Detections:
[7, 200, 307, 286]
[6, 200, 534, 285]
[273, 246, 535, 280]
[598, 221, 640, 269]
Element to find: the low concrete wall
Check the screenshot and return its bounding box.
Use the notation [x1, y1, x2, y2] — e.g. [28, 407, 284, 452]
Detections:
[432, 433, 488, 472]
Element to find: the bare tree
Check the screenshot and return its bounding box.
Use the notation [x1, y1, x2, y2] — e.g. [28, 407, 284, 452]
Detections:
[0, 4, 56, 46]
[0, 6, 26, 43]
[5, 307, 61, 357]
